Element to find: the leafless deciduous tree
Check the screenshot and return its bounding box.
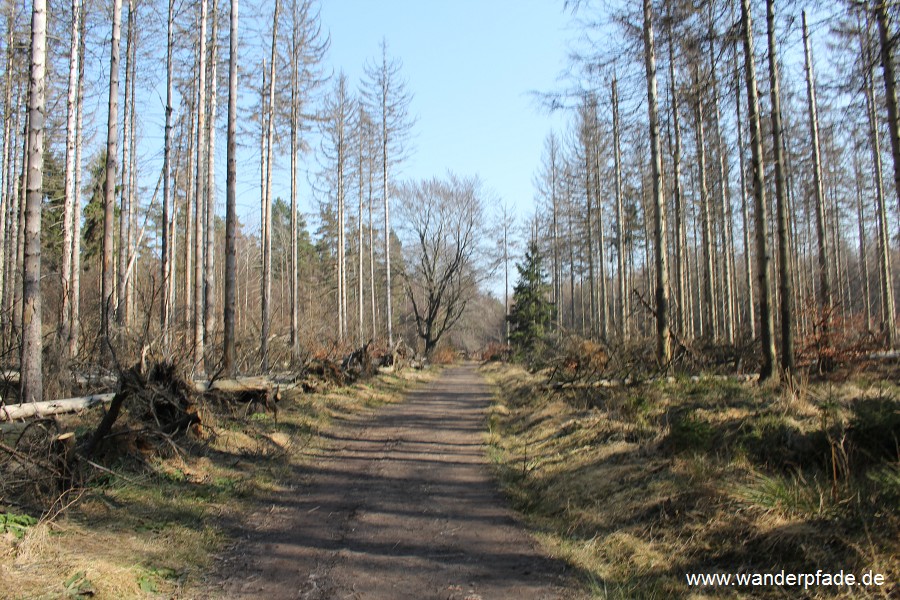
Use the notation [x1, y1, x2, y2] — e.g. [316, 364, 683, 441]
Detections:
[396, 174, 494, 356]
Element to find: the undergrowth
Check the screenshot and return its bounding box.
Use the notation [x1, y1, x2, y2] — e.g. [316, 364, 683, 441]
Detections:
[482, 362, 899, 599]
[0, 367, 435, 599]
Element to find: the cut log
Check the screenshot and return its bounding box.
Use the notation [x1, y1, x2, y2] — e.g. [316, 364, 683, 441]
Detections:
[0, 393, 116, 421]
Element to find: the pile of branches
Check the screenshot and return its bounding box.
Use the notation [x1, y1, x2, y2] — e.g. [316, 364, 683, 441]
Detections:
[1, 360, 204, 513]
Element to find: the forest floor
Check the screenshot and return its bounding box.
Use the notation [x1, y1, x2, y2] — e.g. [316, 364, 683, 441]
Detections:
[483, 361, 900, 599]
[199, 363, 582, 599]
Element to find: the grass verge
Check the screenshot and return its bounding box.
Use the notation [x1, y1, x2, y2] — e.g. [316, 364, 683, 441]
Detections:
[482, 362, 899, 599]
[0, 367, 437, 599]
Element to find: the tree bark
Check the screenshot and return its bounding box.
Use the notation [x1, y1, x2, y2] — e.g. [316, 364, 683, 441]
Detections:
[862, 9, 896, 345]
[260, 0, 279, 370]
[20, 0, 46, 404]
[693, 67, 716, 341]
[768, 0, 795, 375]
[741, 0, 777, 381]
[803, 10, 831, 350]
[875, 0, 900, 227]
[101, 0, 123, 347]
[161, 0, 175, 344]
[205, 0, 218, 364]
[612, 77, 627, 341]
[224, 0, 237, 376]
[60, 0, 82, 353]
[642, 0, 671, 364]
[193, 0, 209, 376]
[117, 0, 135, 327]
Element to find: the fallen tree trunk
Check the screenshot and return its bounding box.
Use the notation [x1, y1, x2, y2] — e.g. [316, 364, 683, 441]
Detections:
[0, 393, 116, 421]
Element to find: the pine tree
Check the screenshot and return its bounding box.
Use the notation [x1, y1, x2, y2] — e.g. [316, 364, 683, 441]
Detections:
[507, 240, 555, 359]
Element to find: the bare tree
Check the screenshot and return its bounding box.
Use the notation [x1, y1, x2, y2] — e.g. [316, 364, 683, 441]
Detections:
[397, 174, 493, 356]
[361, 39, 414, 348]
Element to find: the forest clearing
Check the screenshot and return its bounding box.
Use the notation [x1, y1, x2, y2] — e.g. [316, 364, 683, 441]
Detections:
[1, 0, 900, 597]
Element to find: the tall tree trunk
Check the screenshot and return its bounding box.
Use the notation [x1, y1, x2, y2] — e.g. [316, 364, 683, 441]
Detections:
[60, 0, 82, 353]
[642, 0, 671, 364]
[875, 0, 900, 226]
[612, 77, 627, 341]
[70, 17, 85, 357]
[803, 10, 831, 354]
[357, 113, 365, 345]
[184, 77, 195, 328]
[863, 10, 896, 345]
[768, 0, 795, 375]
[289, 15, 299, 361]
[20, 0, 46, 404]
[125, 22, 137, 325]
[593, 129, 608, 340]
[161, 0, 175, 343]
[205, 0, 218, 365]
[667, 39, 686, 338]
[260, 0, 279, 370]
[368, 154, 377, 340]
[707, 14, 736, 344]
[741, 0, 777, 381]
[693, 67, 717, 341]
[0, 14, 12, 344]
[854, 153, 872, 328]
[193, 0, 209, 375]
[224, 0, 237, 378]
[117, 0, 135, 327]
[582, 99, 596, 340]
[733, 39, 755, 338]
[102, 0, 123, 347]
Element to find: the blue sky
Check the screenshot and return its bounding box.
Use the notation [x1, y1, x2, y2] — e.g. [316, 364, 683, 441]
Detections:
[314, 0, 572, 223]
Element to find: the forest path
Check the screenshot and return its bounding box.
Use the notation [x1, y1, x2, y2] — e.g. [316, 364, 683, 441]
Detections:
[204, 364, 581, 600]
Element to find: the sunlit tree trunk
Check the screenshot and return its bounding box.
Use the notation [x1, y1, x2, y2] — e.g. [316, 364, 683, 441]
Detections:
[768, 0, 794, 375]
[101, 0, 123, 346]
[642, 0, 671, 364]
[161, 0, 175, 344]
[260, 0, 279, 370]
[70, 16, 85, 357]
[862, 11, 896, 345]
[803, 10, 831, 351]
[732, 40, 754, 339]
[205, 0, 218, 364]
[20, 0, 46, 404]
[60, 0, 82, 353]
[193, 0, 209, 375]
[741, 0, 777, 381]
[117, 0, 135, 327]
[612, 77, 627, 341]
[224, 0, 238, 375]
[693, 67, 716, 342]
[853, 154, 872, 328]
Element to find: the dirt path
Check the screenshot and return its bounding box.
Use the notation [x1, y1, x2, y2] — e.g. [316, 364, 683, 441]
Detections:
[204, 364, 581, 599]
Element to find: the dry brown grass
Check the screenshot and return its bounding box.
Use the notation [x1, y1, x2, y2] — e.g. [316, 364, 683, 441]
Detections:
[482, 363, 900, 599]
[0, 367, 437, 599]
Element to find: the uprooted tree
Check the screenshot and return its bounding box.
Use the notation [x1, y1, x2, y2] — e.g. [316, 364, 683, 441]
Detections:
[396, 174, 496, 356]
